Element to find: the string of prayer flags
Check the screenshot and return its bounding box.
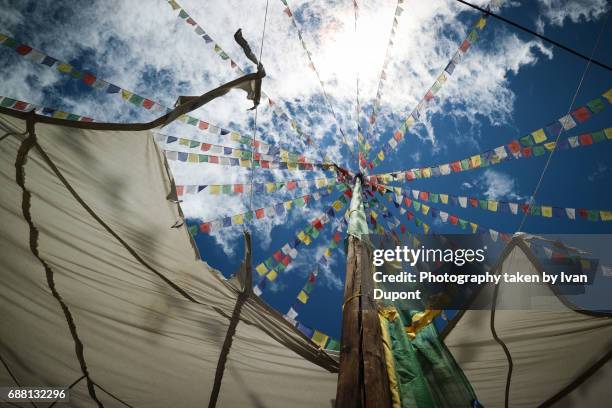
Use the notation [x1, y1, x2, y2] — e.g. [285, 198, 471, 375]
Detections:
[371, 123, 612, 183]
[253, 189, 352, 289]
[285, 221, 347, 320]
[375, 183, 512, 244]
[358, 0, 405, 172]
[165, 0, 320, 148]
[368, 12, 489, 170]
[164, 148, 336, 172]
[176, 177, 338, 197]
[0, 33, 313, 161]
[197, 183, 349, 235]
[277, 0, 353, 154]
[155, 133, 330, 166]
[0, 96, 94, 122]
[376, 184, 612, 223]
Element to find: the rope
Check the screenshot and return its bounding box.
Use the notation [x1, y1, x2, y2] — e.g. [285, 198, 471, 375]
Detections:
[516, 9, 609, 232]
[249, 0, 271, 228]
[342, 292, 362, 311]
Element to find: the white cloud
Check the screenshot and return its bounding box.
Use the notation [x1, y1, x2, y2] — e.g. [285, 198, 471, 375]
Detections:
[474, 169, 524, 200]
[536, 0, 609, 27]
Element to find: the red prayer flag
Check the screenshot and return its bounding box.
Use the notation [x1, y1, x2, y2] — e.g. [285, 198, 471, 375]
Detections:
[13, 101, 28, 111]
[208, 156, 218, 164]
[469, 197, 478, 207]
[313, 219, 324, 230]
[404, 197, 412, 207]
[571, 107, 591, 123]
[176, 186, 184, 196]
[405, 171, 415, 181]
[424, 90, 434, 101]
[522, 147, 532, 157]
[449, 215, 458, 225]
[333, 232, 341, 242]
[273, 251, 283, 262]
[459, 40, 470, 52]
[507, 140, 521, 154]
[520, 204, 530, 214]
[282, 255, 291, 266]
[256, 208, 265, 219]
[400, 225, 406, 234]
[308, 272, 316, 283]
[261, 160, 270, 168]
[394, 131, 404, 141]
[287, 181, 297, 190]
[579, 133, 593, 145]
[82, 72, 96, 86]
[450, 161, 461, 172]
[201, 143, 211, 151]
[15, 44, 32, 55]
[234, 184, 244, 193]
[199, 223, 211, 233]
[419, 191, 429, 201]
[142, 99, 154, 109]
[578, 208, 588, 218]
[407, 212, 414, 220]
[198, 121, 209, 130]
[283, 7, 292, 17]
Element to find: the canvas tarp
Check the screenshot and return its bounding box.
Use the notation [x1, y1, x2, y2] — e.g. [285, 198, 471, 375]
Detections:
[0, 110, 338, 408]
[443, 239, 612, 407]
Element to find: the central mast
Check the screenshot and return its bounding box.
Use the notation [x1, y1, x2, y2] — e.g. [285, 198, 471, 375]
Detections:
[335, 175, 392, 408]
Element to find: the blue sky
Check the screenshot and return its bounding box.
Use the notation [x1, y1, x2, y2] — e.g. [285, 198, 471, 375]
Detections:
[1, 0, 611, 339]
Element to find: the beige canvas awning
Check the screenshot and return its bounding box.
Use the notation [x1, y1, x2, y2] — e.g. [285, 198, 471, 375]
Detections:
[0, 110, 338, 408]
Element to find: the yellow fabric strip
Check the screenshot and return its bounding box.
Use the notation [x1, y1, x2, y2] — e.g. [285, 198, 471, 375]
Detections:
[379, 308, 401, 408]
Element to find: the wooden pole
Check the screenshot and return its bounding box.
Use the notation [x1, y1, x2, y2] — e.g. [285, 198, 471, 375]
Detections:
[336, 178, 392, 408]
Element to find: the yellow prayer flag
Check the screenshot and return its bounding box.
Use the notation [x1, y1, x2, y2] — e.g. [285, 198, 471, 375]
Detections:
[303, 235, 312, 245]
[544, 142, 556, 151]
[284, 201, 293, 210]
[232, 150, 241, 158]
[230, 132, 240, 141]
[600, 211, 612, 221]
[266, 183, 276, 193]
[288, 162, 297, 171]
[209, 185, 221, 194]
[57, 63, 72, 73]
[266, 270, 278, 281]
[423, 224, 430, 234]
[256, 263, 268, 276]
[405, 116, 415, 127]
[332, 200, 343, 211]
[311, 330, 329, 348]
[315, 178, 326, 188]
[52, 111, 68, 119]
[604, 127, 612, 139]
[240, 159, 251, 167]
[437, 72, 447, 84]
[541, 206, 553, 217]
[476, 16, 487, 29]
[471, 155, 482, 167]
[487, 200, 498, 212]
[179, 138, 189, 146]
[188, 153, 199, 163]
[440, 194, 449, 204]
[0, 34, 7, 42]
[280, 150, 289, 160]
[532, 129, 547, 143]
[121, 89, 132, 100]
[324, 249, 332, 257]
[421, 204, 430, 215]
[232, 214, 244, 225]
[297, 231, 307, 241]
[603, 89, 612, 103]
[297, 291, 309, 304]
[365, 141, 371, 150]
[422, 168, 431, 178]
[470, 223, 478, 233]
[178, 114, 189, 122]
[370, 211, 378, 219]
[378, 151, 385, 161]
